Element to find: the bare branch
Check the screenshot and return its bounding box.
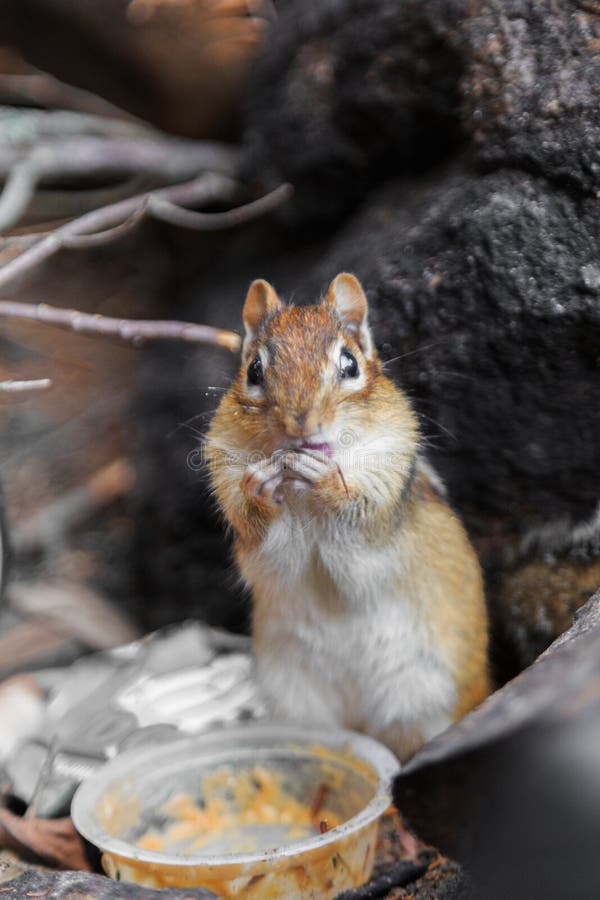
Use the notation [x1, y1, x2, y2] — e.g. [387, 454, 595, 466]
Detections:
[29, 174, 150, 223]
[0, 111, 241, 230]
[0, 298, 242, 352]
[0, 174, 293, 290]
[0, 71, 141, 122]
[0, 172, 237, 289]
[0, 106, 150, 146]
[0, 190, 148, 254]
[147, 182, 294, 229]
[61, 202, 149, 249]
[0, 231, 47, 251]
[0, 159, 36, 233]
[0, 378, 52, 392]
[0, 179, 295, 357]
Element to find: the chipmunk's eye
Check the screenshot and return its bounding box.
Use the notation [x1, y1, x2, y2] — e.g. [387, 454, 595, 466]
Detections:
[340, 349, 359, 379]
[247, 356, 264, 386]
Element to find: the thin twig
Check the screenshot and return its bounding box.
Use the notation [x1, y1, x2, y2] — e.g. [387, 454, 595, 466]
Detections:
[32, 174, 151, 221]
[0, 71, 141, 122]
[0, 378, 52, 392]
[0, 174, 292, 290]
[61, 202, 149, 249]
[0, 106, 149, 145]
[0, 125, 241, 230]
[0, 173, 236, 289]
[0, 231, 47, 250]
[0, 160, 36, 232]
[147, 183, 293, 229]
[0, 299, 242, 351]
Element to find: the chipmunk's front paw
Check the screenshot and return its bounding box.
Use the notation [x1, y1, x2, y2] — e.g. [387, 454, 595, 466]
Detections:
[282, 450, 349, 499]
[240, 457, 284, 508]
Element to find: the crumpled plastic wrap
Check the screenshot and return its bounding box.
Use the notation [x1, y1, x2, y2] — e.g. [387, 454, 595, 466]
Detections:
[1, 622, 265, 818]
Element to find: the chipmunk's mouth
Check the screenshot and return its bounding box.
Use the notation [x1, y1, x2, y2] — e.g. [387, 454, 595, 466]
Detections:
[299, 441, 333, 457]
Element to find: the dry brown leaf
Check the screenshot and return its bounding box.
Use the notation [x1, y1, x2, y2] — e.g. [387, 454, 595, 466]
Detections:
[0, 810, 90, 872]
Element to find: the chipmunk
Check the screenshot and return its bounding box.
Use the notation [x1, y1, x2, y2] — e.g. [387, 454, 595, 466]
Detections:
[207, 273, 490, 762]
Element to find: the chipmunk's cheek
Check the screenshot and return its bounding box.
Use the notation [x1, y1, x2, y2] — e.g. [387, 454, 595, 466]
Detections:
[329, 426, 361, 463]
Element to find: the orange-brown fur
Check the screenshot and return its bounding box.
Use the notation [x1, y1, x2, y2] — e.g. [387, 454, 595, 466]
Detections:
[207, 274, 491, 761]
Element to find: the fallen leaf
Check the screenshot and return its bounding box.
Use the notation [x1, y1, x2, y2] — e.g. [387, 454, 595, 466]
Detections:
[0, 810, 90, 871]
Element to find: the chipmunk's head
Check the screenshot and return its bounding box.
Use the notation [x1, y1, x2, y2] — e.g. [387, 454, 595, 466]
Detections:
[232, 273, 386, 453]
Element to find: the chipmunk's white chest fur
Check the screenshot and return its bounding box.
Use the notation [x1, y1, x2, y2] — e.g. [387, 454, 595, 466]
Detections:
[244, 508, 456, 761]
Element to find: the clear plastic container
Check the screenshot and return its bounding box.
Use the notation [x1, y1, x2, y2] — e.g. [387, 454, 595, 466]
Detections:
[72, 723, 400, 898]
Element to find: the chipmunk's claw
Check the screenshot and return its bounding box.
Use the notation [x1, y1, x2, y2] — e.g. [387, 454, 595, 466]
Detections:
[241, 457, 284, 507]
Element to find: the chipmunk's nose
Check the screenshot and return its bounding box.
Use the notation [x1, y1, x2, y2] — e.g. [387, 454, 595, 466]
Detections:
[283, 410, 319, 439]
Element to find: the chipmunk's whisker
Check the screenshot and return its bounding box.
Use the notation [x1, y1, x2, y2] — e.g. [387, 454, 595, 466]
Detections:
[382, 340, 446, 367]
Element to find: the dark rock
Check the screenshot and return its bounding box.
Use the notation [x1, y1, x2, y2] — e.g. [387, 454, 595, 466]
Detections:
[335, 857, 431, 900]
[244, 0, 466, 227]
[334, 851, 471, 899]
[0, 866, 217, 898]
[463, 0, 600, 193]
[246, 0, 600, 227]
[308, 166, 600, 535]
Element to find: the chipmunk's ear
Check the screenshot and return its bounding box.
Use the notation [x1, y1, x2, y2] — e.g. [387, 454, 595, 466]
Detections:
[326, 273, 373, 357]
[242, 279, 281, 356]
